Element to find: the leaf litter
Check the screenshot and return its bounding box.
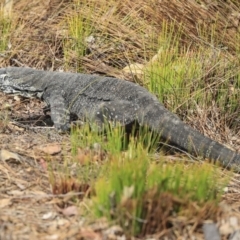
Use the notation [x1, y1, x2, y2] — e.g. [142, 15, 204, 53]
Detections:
[0, 0, 240, 238]
[0, 92, 122, 239]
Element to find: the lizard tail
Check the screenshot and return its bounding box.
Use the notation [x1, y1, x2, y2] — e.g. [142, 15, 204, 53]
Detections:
[139, 103, 240, 170]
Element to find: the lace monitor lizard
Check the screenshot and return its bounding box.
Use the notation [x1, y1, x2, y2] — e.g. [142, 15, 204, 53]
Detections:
[0, 67, 239, 170]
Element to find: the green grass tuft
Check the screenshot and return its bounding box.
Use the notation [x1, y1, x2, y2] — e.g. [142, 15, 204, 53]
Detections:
[92, 131, 230, 235]
[63, 0, 95, 72]
[142, 21, 240, 134]
[0, 10, 11, 52]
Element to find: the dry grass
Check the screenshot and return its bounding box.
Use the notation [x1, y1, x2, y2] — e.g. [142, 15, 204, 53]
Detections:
[1, 0, 239, 71]
[0, 0, 240, 239]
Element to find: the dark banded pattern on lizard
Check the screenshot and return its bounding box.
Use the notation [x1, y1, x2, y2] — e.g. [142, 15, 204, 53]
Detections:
[0, 67, 239, 170]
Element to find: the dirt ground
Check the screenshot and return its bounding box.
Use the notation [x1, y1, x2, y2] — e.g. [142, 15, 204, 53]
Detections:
[1, 92, 240, 240]
[1, 0, 240, 238]
[0, 92, 128, 239]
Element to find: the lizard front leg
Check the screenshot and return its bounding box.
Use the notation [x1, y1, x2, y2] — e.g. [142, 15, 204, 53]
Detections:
[43, 90, 70, 132]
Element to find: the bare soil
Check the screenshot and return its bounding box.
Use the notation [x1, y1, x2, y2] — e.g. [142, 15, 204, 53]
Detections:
[1, 87, 240, 240]
[1, 0, 240, 239]
[0, 93, 116, 239]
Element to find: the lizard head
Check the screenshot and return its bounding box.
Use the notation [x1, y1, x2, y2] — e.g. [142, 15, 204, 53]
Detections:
[0, 67, 43, 98]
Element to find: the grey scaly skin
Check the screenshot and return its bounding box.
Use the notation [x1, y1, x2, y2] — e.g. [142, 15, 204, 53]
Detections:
[0, 67, 240, 170]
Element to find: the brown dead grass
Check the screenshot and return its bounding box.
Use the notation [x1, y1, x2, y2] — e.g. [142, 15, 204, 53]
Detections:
[1, 0, 240, 72]
[0, 0, 240, 239]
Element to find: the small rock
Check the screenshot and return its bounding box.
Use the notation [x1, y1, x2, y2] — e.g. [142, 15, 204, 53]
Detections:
[42, 212, 56, 220]
[203, 223, 221, 240]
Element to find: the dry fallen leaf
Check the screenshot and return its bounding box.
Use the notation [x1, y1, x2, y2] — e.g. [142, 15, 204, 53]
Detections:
[0, 199, 12, 208]
[6, 123, 25, 132]
[36, 143, 62, 155]
[60, 206, 79, 217]
[0, 149, 21, 162]
[39, 158, 48, 171]
[15, 182, 27, 190]
[7, 190, 24, 196]
[122, 63, 145, 79]
[103, 225, 124, 239]
[44, 234, 59, 240]
[80, 228, 102, 240]
[77, 152, 89, 165]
